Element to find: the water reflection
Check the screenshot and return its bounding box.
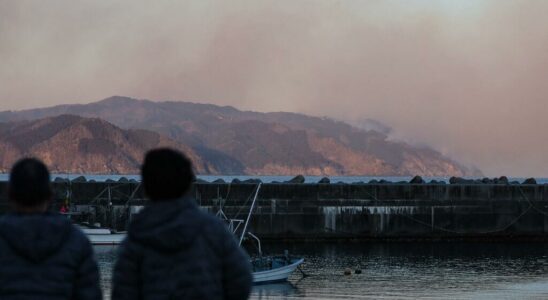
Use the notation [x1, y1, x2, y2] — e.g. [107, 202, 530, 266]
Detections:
[252, 282, 299, 299]
[94, 245, 117, 299]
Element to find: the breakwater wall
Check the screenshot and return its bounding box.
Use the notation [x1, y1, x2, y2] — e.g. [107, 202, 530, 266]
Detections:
[1, 181, 548, 241]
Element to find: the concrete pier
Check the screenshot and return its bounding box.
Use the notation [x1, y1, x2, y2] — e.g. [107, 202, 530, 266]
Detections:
[1, 182, 547, 241]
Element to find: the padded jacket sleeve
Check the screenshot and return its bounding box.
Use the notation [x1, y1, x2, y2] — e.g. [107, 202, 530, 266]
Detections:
[112, 238, 142, 300]
[221, 228, 253, 300]
[73, 238, 103, 300]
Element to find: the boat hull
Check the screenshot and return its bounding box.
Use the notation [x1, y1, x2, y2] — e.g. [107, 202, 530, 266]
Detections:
[252, 258, 304, 284]
[80, 227, 126, 245]
[87, 233, 126, 245]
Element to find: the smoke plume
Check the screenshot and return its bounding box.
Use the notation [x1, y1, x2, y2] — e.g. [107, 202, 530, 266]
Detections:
[1, 0, 547, 176]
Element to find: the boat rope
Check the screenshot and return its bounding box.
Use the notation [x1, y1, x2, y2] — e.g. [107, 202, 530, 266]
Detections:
[355, 184, 537, 235]
[297, 265, 310, 278]
[87, 187, 109, 206]
[399, 204, 532, 235]
[123, 183, 142, 207]
[232, 185, 260, 220]
[216, 181, 232, 215]
[224, 182, 232, 203]
[517, 186, 548, 217]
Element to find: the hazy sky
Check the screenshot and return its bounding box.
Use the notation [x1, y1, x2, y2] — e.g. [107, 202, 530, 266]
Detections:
[1, 0, 547, 177]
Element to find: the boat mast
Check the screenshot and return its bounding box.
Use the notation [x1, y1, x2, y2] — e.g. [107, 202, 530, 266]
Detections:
[239, 183, 262, 246]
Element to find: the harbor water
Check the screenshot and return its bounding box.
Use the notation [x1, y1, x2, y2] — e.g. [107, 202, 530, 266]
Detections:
[96, 242, 548, 299]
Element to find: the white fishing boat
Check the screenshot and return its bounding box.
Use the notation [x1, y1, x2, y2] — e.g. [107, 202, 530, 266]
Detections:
[77, 224, 126, 246]
[220, 183, 306, 285]
[252, 256, 305, 284]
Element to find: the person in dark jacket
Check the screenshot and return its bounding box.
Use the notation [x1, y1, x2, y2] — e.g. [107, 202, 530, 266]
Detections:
[112, 148, 252, 300]
[0, 158, 102, 300]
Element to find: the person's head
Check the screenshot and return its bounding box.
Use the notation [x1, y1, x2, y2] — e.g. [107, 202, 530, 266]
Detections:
[8, 158, 53, 212]
[141, 148, 196, 201]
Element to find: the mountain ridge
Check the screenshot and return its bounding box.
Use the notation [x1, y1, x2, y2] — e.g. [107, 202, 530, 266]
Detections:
[0, 96, 482, 176]
[0, 114, 215, 174]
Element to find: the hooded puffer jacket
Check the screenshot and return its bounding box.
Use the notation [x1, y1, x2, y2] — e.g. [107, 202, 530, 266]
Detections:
[112, 197, 252, 300]
[0, 212, 102, 300]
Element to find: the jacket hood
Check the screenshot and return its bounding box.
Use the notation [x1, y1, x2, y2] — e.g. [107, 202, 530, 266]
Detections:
[0, 212, 72, 263]
[129, 197, 205, 252]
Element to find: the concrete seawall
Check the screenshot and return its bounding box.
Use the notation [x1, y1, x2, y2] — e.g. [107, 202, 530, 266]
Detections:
[1, 182, 548, 241]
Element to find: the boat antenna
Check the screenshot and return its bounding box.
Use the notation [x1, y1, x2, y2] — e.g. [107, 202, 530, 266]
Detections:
[239, 183, 261, 246]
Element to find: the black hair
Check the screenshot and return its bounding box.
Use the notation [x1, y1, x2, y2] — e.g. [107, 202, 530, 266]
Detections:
[141, 148, 196, 201]
[8, 158, 53, 206]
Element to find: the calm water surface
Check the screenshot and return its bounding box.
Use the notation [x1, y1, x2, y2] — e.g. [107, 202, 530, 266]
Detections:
[95, 242, 548, 299]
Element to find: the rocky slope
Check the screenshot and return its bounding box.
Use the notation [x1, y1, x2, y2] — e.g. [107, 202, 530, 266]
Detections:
[0, 115, 215, 174]
[0, 97, 481, 176]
